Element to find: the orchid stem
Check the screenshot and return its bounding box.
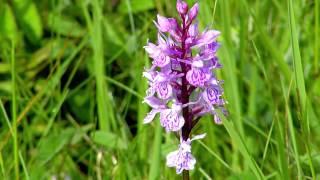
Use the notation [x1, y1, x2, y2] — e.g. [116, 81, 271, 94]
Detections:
[183, 170, 190, 180]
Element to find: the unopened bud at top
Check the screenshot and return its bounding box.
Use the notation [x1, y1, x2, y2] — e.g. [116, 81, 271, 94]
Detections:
[176, 0, 188, 15]
[188, 3, 199, 21]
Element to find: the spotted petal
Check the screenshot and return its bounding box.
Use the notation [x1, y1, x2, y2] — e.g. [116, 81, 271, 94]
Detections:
[153, 54, 170, 67]
[160, 109, 184, 132]
[202, 85, 221, 105]
[166, 141, 196, 174]
[186, 68, 211, 87]
[156, 82, 173, 99]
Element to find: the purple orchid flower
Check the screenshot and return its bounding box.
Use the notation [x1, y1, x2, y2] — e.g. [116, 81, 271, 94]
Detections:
[166, 134, 206, 174]
[143, 0, 227, 176]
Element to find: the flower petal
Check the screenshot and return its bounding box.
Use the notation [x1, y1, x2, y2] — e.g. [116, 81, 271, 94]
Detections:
[186, 68, 211, 87]
[142, 71, 156, 81]
[143, 109, 160, 124]
[202, 85, 221, 104]
[143, 96, 166, 109]
[166, 142, 197, 174]
[156, 82, 173, 99]
[153, 54, 170, 67]
[160, 109, 185, 132]
[156, 15, 178, 32]
[195, 30, 220, 47]
[144, 43, 158, 55]
[146, 87, 156, 97]
[191, 133, 206, 141]
[214, 114, 222, 124]
[166, 150, 179, 167]
[188, 23, 199, 37]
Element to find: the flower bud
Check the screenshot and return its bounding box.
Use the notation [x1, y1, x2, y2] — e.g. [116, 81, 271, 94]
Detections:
[176, 0, 188, 15]
[188, 3, 199, 21]
[156, 15, 179, 32]
[156, 15, 171, 32]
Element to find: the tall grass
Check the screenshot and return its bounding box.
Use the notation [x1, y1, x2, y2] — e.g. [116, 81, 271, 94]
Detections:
[0, 0, 319, 179]
[10, 40, 19, 180]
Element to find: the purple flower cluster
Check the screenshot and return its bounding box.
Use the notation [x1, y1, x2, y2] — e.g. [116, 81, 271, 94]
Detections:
[143, 0, 226, 174]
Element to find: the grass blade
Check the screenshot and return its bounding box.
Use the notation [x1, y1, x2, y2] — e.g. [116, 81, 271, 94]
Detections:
[0, 99, 13, 136]
[288, 0, 315, 177]
[198, 140, 232, 171]
[19, 151, 30, 180]
[219, 111, 264, 180]
[0, 151, 5, 177]
[261, 118, 275, 170]
[86, 0, 116, 131]
[148, 120, 162, 180]
[275, 112, 289, 180]
[11, 40, 19, 180]
[315, 0, 319, 73]
[280, 76, 302, 179]
[288, 0, 306, 108]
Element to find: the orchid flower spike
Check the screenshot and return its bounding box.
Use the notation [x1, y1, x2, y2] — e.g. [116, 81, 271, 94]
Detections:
[143, 0, 227, 175]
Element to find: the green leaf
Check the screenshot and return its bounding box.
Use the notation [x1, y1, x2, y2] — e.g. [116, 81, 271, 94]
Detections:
[35, 128, 75, 166]
[0, 4, 18, 42]
[47, 13, 86, 38]
[118, 0, 155, 14]
[13, 0, 43, 44]
[0, 81, 12, 94]
[219, 110, 265, 180]
[227, 171, 256, 180]
[92, 131, 126, 150]
[148, 119, 162, 180]
[71, 124, 95, 145]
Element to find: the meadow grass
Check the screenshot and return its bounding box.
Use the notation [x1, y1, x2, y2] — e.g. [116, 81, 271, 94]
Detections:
[0, 0, 319, 179]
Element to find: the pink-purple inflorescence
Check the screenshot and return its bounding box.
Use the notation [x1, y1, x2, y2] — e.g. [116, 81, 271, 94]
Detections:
[143, 0, 226, 174]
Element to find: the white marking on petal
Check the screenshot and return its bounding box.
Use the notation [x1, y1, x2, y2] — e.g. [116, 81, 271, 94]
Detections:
[191, 133, 206, 141]
[143, 110, 160, 124]
[166, 150, 179, 167]
[192, 60, 204, 68]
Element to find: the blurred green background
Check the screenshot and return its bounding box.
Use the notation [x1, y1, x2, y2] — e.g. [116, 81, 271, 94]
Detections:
[0, 0, 319, 179]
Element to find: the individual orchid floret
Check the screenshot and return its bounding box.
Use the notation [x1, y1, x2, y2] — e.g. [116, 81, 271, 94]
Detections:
[153, 73, 174, 99]
[194, 30, 220, 48]
[144, 42, 171, 68]
[186, 60, 211, 87]
[144, 101, 185, 132]
[166, 134, 206, 174]
[202, 84, 224, 105]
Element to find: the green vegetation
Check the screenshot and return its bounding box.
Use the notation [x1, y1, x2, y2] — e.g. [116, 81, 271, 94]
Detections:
[0, 0, 319, 179]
